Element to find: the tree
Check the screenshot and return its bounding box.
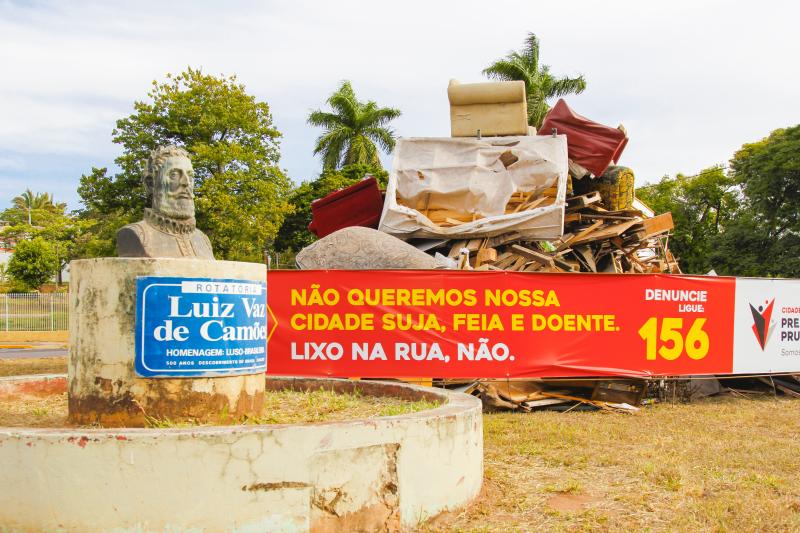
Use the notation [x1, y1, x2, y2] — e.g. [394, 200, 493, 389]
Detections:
[78, 68, 293, 262]
[483, 33, 586, 128]
[2, 190, 83, 283]
[275, 163, 388, 253]
[308, 81, 401, 170]
[6, 238, 59, 290]
[7, 189, 65, 227]
[710, 125, 800, 277]
[637, 167, 738, 274]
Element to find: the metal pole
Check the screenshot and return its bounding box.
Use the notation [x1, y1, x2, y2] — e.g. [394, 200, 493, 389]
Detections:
[3, 295, 7, 332]
[50, 294, 54, 331]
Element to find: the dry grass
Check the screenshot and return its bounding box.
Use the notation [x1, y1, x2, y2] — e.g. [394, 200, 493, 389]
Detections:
[0, 390, 68, 427]
[0, 357, 67, 377]
[0, 386, 439, 428]
[425, 395, 800, 532]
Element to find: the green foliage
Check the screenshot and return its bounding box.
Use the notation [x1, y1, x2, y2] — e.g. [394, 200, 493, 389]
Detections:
[637, 167, 738, 274]
[711, 126, 800, 277]
[1, 190, 85, 282]
[5, 189, 66, 227]
[308, 81, 401, 170]
[6, 237, 59, 290]
[275, 164, 388, 252]
[78, 68, 293, 262]
[637, 125, 800, 278]
[483, 33, 586, 128]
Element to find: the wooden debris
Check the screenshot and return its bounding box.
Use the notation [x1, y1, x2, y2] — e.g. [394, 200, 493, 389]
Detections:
[567, 191, 602, 208]
[420, 187, 679, 285]
[510, 244, 555, 268]
[633, 212, 674, 239]
[475, 247, 498, 267]
[556, 220, 603, 251]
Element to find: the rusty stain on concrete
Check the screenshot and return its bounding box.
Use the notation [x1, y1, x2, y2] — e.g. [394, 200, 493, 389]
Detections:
[68, 258, 267, 427]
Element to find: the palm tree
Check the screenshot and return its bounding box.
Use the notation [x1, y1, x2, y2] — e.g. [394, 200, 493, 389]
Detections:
[483, 33, 587, 129]
[308, 81, 401, 170]
[12, 189, 63, 225]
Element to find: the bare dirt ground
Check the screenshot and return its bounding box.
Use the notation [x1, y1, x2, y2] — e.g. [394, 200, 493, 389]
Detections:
[425, 395, 800, 532]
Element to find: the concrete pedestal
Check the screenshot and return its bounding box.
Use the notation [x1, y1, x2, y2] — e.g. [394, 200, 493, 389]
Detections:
[68, 258, 266, 427]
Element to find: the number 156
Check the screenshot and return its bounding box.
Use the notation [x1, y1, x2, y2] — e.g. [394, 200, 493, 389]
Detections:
[638, 317, 710, 360]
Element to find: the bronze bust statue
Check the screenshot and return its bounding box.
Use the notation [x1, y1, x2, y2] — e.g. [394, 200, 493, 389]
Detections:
[117, 145, 214, 259]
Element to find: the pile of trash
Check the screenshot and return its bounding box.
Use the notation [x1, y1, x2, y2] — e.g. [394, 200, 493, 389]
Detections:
[298, 81, 681, 411]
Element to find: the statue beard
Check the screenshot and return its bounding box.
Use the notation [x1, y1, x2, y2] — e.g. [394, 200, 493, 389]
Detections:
[154, 195, 195, 220]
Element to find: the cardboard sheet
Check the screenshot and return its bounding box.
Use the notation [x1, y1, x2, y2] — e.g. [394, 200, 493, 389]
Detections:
[379, 136, 568, 240]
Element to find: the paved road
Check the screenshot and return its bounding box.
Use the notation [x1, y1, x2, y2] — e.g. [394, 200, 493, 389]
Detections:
[0, 348, 67, 359]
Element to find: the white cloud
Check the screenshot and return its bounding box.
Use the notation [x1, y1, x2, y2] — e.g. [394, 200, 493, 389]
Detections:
[1, 0, 799, 208]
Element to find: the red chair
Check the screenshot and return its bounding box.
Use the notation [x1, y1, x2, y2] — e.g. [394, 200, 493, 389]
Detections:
[308, 176, 384, 238]
[538, 99, 628, 177]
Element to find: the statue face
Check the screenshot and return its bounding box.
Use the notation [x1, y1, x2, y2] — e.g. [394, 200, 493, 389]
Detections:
[152, 155, 195, 220]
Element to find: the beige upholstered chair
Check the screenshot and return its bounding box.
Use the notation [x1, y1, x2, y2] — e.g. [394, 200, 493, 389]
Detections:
[447, 79, 529, 137]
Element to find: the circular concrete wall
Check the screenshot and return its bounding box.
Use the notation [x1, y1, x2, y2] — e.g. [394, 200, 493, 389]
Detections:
[0, 376, 482, 532]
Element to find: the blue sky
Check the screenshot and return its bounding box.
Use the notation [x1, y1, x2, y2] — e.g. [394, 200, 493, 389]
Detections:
[1, 0, 799, 211]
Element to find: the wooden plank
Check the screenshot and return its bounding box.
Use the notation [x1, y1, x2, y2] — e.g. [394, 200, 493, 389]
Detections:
[518, 195, 549, 213]
[466, 239, 484, 252]
[580, 213, 637, 222]
[457, 252, 470, 270]
[540, 186, 559, 198]
[448, 240, 467, 258]
[475, 247, 498, 267]
[583, 206, 642, 217]
[486, 232, 523, 248]
[553, 233, 573, 249]
[426, 209, 475, 223]
[574, 245, 597, 272]
[634, 212, 674, 238]
[509, 191, 535, 213]
[507, 256, 528, 271]
[556, 220, 603, 251]
[567, 191, 601, 207]
[571, 219, 639, 245]
[510, 244, 555, 267]
[493, 251, 514, 263]
[553, 257, 577, 272]
[493, 253, 520, 270]
[523, 398, 570, 409]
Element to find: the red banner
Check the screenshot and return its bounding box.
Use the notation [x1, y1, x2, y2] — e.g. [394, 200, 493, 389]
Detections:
[266, 270, 738, 378]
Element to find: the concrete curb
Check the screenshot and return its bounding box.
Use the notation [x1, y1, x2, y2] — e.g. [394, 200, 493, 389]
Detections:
[0, 375, 483, 532]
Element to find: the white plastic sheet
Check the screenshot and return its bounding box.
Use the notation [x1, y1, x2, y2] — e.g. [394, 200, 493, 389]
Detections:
[379, 136, 568, 240]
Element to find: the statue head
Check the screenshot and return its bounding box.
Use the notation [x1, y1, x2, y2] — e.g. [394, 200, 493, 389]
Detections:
[143, 145, 195, 220]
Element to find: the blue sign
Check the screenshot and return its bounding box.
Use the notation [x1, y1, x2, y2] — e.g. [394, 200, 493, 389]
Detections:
[135, 276, 267, 377]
